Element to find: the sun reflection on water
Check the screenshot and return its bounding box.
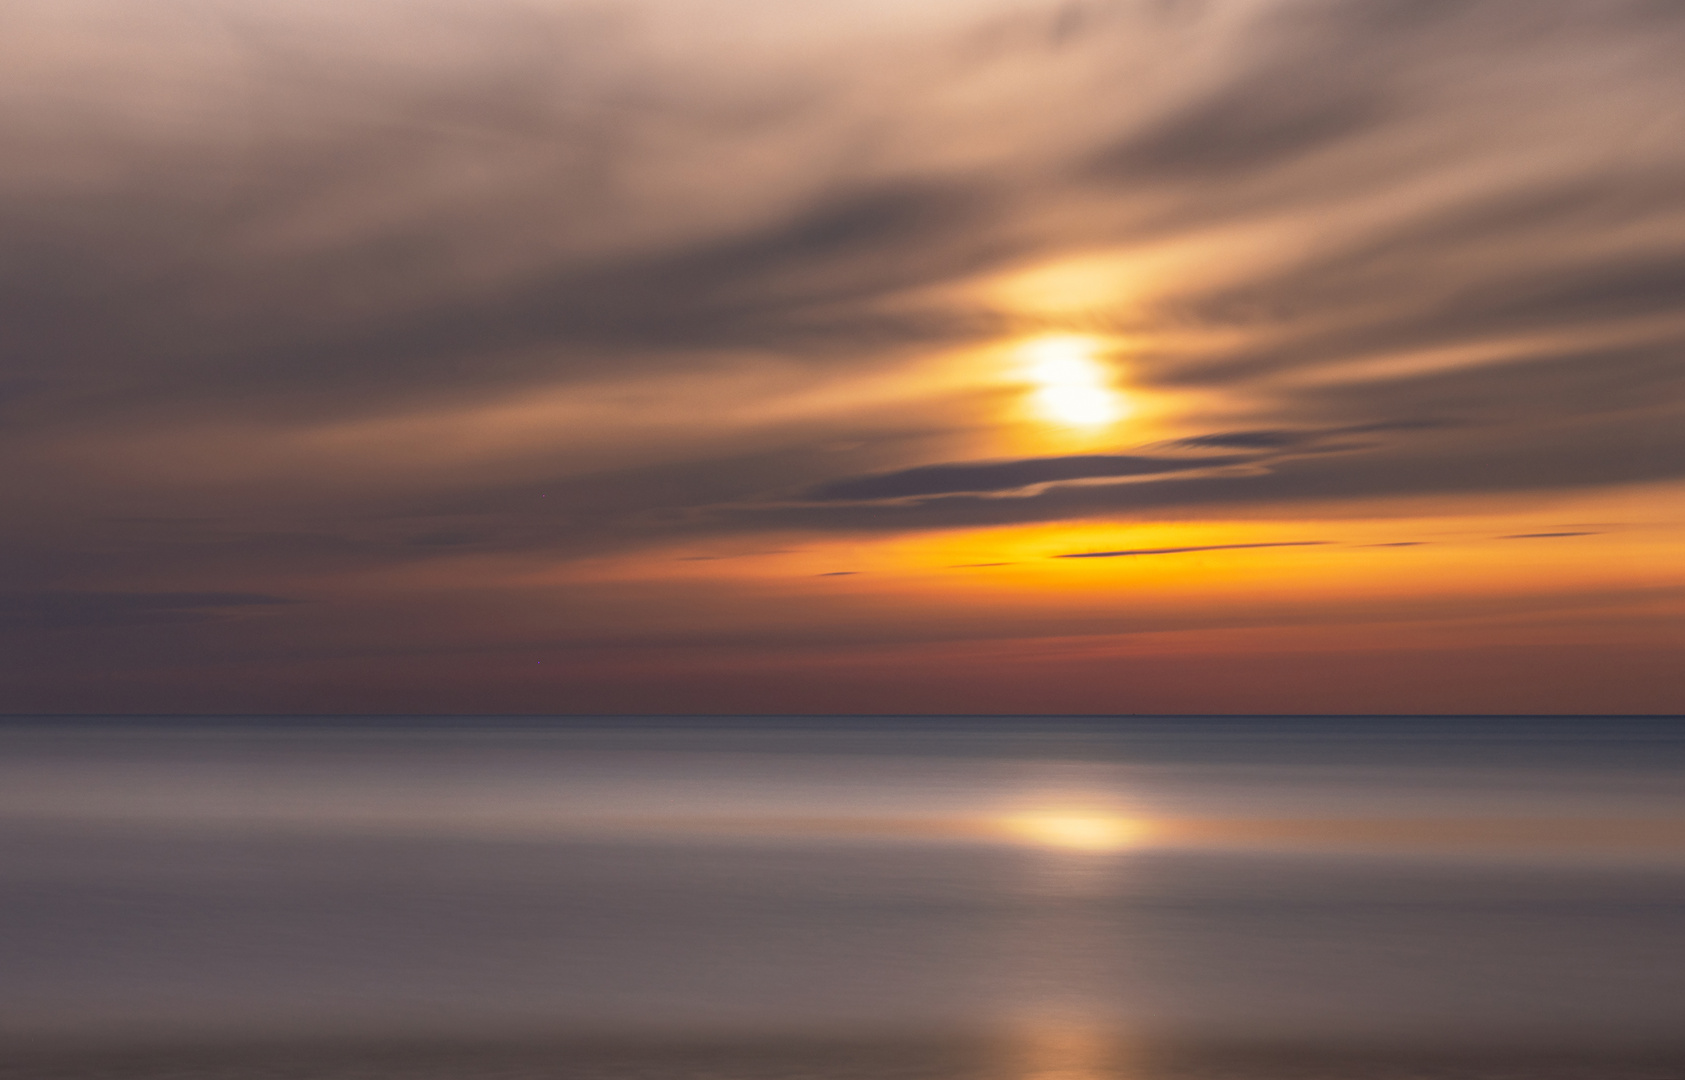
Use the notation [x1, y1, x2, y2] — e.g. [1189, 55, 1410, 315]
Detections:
[1014, 1017, 1134, 1080]
[1001, 811, 1146, 852]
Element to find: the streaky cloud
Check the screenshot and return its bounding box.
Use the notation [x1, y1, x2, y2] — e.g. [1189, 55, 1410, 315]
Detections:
[798, 451, 1258, 502]
[0, 591, 298, 629]
[1056, 542, 1330, 559]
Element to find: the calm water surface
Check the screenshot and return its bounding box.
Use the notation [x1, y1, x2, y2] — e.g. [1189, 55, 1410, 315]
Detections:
[1, 716, 1681, 1079]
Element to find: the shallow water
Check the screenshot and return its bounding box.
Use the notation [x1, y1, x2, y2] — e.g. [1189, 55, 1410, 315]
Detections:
[1, 716, 1681, 1078]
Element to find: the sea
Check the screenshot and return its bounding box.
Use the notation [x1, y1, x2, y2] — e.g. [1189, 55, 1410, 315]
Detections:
[0, 715, 1681, 1080]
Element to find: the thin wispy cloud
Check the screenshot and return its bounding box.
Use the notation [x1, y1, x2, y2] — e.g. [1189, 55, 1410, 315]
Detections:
[1056, 542, 1330, 559]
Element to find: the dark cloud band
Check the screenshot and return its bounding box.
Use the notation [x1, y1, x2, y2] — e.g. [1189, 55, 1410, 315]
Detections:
[1056, 542, 1330, 559]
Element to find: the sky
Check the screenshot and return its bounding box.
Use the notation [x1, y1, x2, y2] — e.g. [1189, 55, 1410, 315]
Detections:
[2, 0, 1683, 715]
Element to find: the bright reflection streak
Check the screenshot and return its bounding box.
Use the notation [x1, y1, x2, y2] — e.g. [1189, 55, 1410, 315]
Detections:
[1015, 1019, 1127, 1080]
[1019, 335, 1129, 428]
[1001, 812, 1145, 851]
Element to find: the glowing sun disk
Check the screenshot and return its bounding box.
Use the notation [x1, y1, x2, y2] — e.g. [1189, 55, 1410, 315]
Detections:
[1018, 336, 1128, 428]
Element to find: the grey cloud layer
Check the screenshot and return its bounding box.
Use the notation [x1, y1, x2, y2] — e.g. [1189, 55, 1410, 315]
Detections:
[3, 0, 1685, 582]
[732, 412, 1685, 533]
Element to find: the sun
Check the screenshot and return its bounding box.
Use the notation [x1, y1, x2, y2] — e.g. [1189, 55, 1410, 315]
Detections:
[1018, 335, 1129, 429]
[999, 812, 1145, 851]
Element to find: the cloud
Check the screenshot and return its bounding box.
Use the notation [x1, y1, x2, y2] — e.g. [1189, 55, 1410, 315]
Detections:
[1163, 430, 1316, 451]
[1055, 542, 1329, 559]
[796, 451, 1258, 501]
[1087, 55, 1390, 182]
[3, 0, 1685, 711]
[1160, 422, 1456, 451]
[726, 405, 1685, 533]
[2, 173, 1001, 430]
[7, 0, 1684, 448]
[786, 421, 1481, 510]
[0, 591, 297, 630]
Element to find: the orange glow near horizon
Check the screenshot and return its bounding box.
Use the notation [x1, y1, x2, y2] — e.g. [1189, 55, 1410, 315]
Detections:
[523, 488, 1684, 602]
